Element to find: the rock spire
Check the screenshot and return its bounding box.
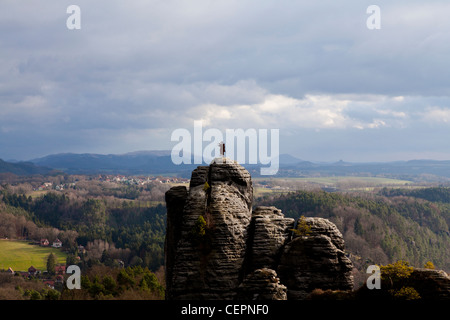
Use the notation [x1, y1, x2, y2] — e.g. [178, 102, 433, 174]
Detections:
[165, 161, 354, 300]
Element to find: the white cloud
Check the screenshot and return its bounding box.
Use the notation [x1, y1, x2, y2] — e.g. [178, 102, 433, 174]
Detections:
[421, 107, 450, 123]
[179, 84, 415, 132]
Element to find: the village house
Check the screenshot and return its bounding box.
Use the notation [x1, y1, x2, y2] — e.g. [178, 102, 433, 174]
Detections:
[55, 265, 66, 275]
[43, 280, 55, 289]
[28, 266, 38, 276]
[52, 238, 62, 248]
[36, 182, 53, 191]
[55, 275, 64, 285]
[40, 239, 49, 246]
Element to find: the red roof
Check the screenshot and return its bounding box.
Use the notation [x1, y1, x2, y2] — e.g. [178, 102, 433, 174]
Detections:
[55, 265, 66, 272]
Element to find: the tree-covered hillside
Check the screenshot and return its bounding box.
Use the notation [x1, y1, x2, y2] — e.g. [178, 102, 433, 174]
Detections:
[3, 172, 450, 295]
[0, 181, 168, 272]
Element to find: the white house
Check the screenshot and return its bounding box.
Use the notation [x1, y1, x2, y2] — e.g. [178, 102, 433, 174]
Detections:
[52, 239, 62, 248]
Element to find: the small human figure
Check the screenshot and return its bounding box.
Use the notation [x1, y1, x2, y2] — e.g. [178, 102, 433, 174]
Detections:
[219, 142, 225, 157]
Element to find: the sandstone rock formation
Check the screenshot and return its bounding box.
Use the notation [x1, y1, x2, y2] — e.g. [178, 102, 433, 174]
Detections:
[236, 268, 287, 300]
[165, 162, 253, 299]
[277, 217, 354, 299]
[406, 268, 450, 300]
[165, 160, 354, 300]
[164, 185, 188, 299]
[244, 206, 294, 273]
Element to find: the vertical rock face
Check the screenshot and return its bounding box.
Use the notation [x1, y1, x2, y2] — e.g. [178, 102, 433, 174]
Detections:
[236, 268, 287, 300]
[277, 217, 354, 300]
[245, 206, 294, 272]
[409, 268, 450, 300]
[165, 162, 354, 300]
[165, 162, 253, 300]
[164, 185, 188, 299]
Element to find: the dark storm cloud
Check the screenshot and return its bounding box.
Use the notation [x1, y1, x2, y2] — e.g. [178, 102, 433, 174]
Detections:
[1, 1, 450, 161]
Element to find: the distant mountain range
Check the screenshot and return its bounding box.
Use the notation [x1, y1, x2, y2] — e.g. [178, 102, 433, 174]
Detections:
[0, 158, 55, 176]
[27, 151, 314, 176]
[28, 150, 197, 176]
[280, 158, 450, 180]
[2, 151, 450, 180]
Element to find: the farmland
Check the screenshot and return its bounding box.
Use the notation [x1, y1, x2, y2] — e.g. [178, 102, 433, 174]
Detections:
[0, 240, 67, 272]
[253, 176, 415, 198]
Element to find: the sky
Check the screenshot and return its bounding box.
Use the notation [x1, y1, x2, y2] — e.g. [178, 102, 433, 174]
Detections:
[1, 0, 450, 162]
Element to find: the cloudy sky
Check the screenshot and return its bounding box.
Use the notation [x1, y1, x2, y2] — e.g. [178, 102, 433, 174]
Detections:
[1, 0, 450, 162]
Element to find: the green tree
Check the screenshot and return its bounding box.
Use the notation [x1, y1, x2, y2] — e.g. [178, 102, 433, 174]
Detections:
[82, 199, 107, 226]
[191, 215, 207, 239]
[47, 253, 56, 275]
[292, 215, 312, 237]
[102, 275, 117, 296]
[66, 254, 78, 266]
[380, 260, 421, 300]
[392, 286, 421, 300]
[101, 249, 113, 266]
[89, 276, 105, 297]
[117, 269, 135, 288]
[380, 260, 414, 283]
[354, 217, 364, 236]
[81, 275, 92, 290]
[24, 289, 42, 300]
[139, 277, 150, 292]
[45, 289, 61, 300]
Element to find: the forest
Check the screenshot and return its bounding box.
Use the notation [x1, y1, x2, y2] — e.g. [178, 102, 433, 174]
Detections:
[0, 175, 170, 272]
[1, 172, 450, 297]
[0, 174, 172, 299]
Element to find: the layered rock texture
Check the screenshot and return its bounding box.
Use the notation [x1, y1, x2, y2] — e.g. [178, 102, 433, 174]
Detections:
[165, 161, 253, 299]
[236, 268, 287, 300]
[165, 160, 354, 300]
[277, 217, 354, 299]
[409, 268, 450, 300]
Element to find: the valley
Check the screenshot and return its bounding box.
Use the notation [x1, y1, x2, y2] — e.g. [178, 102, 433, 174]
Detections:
[0, 157, 449, 299]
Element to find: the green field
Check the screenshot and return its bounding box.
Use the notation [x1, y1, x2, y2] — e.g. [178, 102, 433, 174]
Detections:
[253, 176, 415, 197]
[254, 176, 412, 185]
[0, 240, 67, 272]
